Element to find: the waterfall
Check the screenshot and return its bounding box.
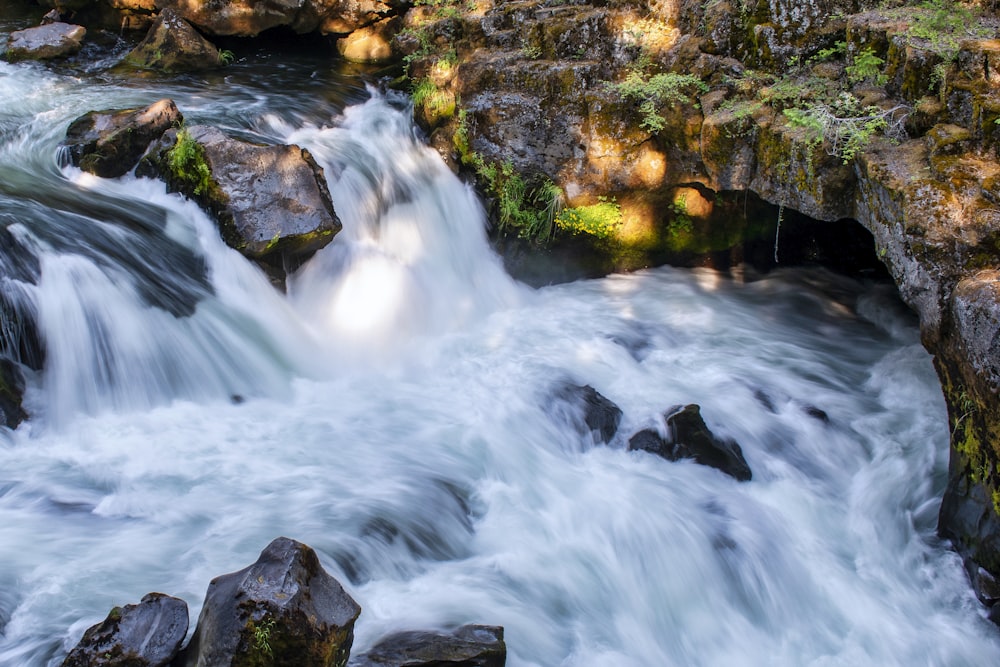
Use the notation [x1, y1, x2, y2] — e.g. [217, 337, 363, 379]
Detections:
[0, 50, 997, 667]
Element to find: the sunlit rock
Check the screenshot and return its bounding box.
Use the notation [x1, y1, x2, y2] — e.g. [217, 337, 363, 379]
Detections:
[64, 99, 183, 178]
[61, 593, 189, 667]
[336, 17, 400, 64]
[3, 22, 86, 62]
[123, 7, 222, 73]
[180, 537, 361, 667]
[138, 124, 342, 262]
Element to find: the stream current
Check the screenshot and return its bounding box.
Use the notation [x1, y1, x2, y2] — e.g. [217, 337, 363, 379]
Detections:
[0, 25, 999, 667]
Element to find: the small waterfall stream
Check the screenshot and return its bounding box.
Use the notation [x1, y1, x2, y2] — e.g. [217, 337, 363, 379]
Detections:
[0, 36, 998, 667]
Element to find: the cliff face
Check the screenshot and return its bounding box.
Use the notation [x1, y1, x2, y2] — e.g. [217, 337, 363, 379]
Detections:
[396, 0, 1000, 609]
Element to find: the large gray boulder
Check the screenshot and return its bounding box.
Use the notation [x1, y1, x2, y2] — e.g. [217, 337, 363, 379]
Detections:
[64, 99, 183, 178]
[123, 8, 222, 73]
[61, 593, 189, 667]
[350, 624, 506, 667]
[139, 124, 341, 261]
[628, 404, 752, 482]
[181, 537, 361, 667]
[4, 22, 86, 61]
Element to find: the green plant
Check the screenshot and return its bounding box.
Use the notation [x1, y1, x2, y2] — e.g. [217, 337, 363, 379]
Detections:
[520, 41, 542, 59]
[166, 128, 213, 196]
[218, 49, 235, 66]
[783, 93, 909, 164]
[810, 40, 846, 63]
[252, 617, 276, 657]
[470, 155, 563, 243]
[846, 47, 887, 85]
[668, 193, 693, 238]
[411, 78, 455, 119]
[555, 197, 623, 239]
[611, 71, 708, 133]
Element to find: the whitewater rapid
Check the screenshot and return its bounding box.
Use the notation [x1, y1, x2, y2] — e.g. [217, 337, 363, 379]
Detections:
[0, 42, 998, 667]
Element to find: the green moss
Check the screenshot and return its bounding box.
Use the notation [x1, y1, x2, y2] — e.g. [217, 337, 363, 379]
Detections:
[555, 199, 623, 240]
[166, 129, 213, 197]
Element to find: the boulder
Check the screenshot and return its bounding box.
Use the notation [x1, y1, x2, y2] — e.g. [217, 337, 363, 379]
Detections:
[349, 624, 506, 667]
[3, 22, 86, 62]
[63, 99, 183, 178]
[123, 8, 222, 73]
[553, 382, 622, 445]
[336, 17, 400, 64]
[61, 593, 189, 667]
[154, 0, 402, 37]
[0, 358, 26, 430]
[139, 125, 341, 260]
[628, 404, 752, 482]
[180, 536, 361, 667]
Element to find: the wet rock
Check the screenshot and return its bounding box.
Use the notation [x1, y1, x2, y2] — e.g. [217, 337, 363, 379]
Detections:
[123, 8, 222, 73]
[61, 593, 188, 667]
[628, 404, 752, 482]
[0, 359, 27, 429]
[140, 124, 341, 261]
[553, 382, 622, 445]
[63, 99, 183, 178]
[4, 22, 86, 62]
[154, 0, 402, 37]
[350, 624, 506, 667]
[181, 537, 361, 667]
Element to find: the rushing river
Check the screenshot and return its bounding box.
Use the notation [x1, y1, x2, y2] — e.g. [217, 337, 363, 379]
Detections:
[1, 18, 999, 667]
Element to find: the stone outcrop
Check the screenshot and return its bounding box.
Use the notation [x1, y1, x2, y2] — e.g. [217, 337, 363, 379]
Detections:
[349, 624, 506, 667]
[393, 0, 1000, 602]
[552, 382, 623, 445]
[628, 404, 753, 482]
[64, 99, 183, 178]
[138, 124, 341, 262]
[180, 537, 361, 667]
[61, 593, 189, 667]
[3, 22, 86, 61]
[123, 8, 222, 73]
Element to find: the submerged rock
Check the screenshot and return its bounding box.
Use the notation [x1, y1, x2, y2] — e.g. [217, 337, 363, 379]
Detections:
[64, 99, 183, 178]
[4, 22, 86, 62]
[123, 8, 222, 73]
[350, 624, 506, 667]
[0, 358, 26, 429]
[180, 536, 361, 667]
[628, 404, 752, 482]
[61, 593, 188, 667]
[553, 382, 623, 445]
[139, 124, 341, 262]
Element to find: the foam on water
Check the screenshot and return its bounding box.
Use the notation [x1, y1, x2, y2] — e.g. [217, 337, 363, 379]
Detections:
[0, 55, 997, 667]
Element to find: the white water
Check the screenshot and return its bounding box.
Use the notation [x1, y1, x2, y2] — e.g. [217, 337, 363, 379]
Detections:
[0, 49, 998, 667]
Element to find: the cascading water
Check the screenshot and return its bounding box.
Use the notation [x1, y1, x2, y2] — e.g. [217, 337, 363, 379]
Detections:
[0, 31, 999, 667]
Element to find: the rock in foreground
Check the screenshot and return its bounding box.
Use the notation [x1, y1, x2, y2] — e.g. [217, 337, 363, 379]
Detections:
[350, 624, 505, 667]
[141, 124, 341, 261]
[61, 593, 188, 667]
[64, 99, 183, 178]
[180, 536, 361, 667]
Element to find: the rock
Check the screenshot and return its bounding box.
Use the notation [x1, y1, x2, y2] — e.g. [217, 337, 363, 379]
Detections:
[154, 0, 402, 37]
[140, 125, 341, 261]
[336, 17, 400, 64]
[4, 22, 86, 62]
[553, 382, 622, 445]
[0, 358, 26, 430]
[123, 8, 222, 73]
[628, 404, 752, 482]
[64, 99, 183, 178]
[350, 624, 505, 667]
[181, 537, 361, 667]
[61, 593, 188, 667]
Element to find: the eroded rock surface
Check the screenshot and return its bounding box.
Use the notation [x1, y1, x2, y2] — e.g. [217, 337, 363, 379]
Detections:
[4, 22, 86, 61]
[350, 624, 506, 667]
[123, 7, 222, 73]
[181, 537, 361, 667]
